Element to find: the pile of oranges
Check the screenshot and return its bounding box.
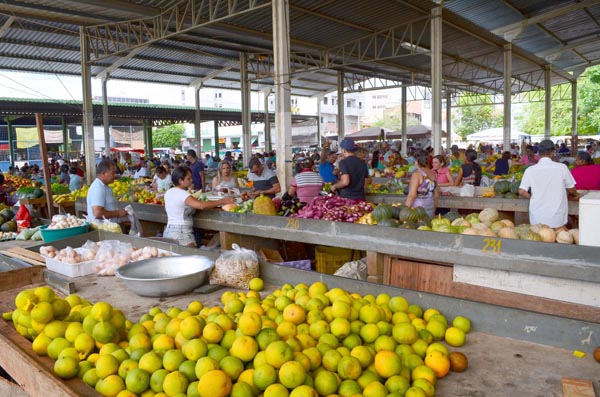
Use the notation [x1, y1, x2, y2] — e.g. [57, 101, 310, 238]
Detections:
[4, 279, 471, 397]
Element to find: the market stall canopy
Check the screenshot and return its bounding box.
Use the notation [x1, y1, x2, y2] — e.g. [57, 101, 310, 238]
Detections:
[387, 125, 447, 139]
[467, 128, 530, 143]
[346, 127, 391, 141]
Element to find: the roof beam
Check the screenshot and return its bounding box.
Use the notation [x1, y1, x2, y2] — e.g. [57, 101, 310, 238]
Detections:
[96, 45, 147, 79]
[188, 63, 236, 87]
[0, 16, 15, 38]
[491, 0, 600, 36]
[85, 0, 272, 62]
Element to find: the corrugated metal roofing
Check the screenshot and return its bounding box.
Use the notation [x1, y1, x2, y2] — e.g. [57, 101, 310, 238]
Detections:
[1, 0, 600, 99]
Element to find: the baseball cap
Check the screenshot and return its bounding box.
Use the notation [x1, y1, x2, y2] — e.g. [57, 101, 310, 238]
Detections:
[340, 138, 358, 152]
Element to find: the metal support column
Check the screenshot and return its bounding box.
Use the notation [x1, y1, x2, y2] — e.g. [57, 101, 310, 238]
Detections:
[545, 66, 552, 139]
[143, 120, 150, 159]
[316, 95, 322, 147]
[195, 85, 202, 153]
[571, 81, 578, 154]
[446, 92, 452, 152]
[102, 77, 110, 158]
[7, 118, 14, 167]
[401, 86, 408, 157]
[264, 92, 272, 152]
[240, 53, 252, 165]
[431, 5, 443, 155]
[80, 26, 96, 183]
[337, 71, 345, 141]
[272, 0, 293, 190]
[213, 120, 220, 159]
[61, 117, 68, 160]
[503, 44, 512, 151]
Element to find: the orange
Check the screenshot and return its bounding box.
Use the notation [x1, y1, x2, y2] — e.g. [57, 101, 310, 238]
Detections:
[388, 296, 409, 313]
[230, 335, 259, 362]
[337, 355, 362, 380]
[197, 370, 231, 397]
[264, 383, 290, 397]
[278, 360, 306, 389]
[237, 312, 262, 336]
[452, 316, 472, 333]
[283, 303, 306, 325]
[308, 281, 328, 298]
[445, 327, 466, 347]
[253, 364, 277, 390]
[289, 385, 318, 397]
[314, 370, 339, 396]
[424, 350, 450, 378]
[264, 340, 293, 368]
[412, 378, 435, 397]
[374, 350, 403, 378]
[385, 375, 410, 395]
[411, 364, 437, 385]
[202, 322, 224, 344]
[363, 381, 388, 397]
[392, 323, 419, 344]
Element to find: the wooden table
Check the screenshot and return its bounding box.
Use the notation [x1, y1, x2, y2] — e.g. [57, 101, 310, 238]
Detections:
[19, 198, 49, 219]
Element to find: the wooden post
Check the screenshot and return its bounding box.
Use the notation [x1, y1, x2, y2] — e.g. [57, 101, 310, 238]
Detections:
[35, 114, 54, 218]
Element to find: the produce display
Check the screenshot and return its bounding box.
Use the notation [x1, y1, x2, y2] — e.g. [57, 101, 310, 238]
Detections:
[292, 195, 375, 223]
[2, 279, 472, 397]
[47, 214, 86, 230]
[0, 206, 17, 233]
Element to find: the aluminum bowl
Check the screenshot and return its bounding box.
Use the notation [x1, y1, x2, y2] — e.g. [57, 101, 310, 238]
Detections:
[115, 255, 214, 297]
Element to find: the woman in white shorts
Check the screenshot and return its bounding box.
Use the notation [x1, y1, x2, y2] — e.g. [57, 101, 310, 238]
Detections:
[164, 166, 233, 247]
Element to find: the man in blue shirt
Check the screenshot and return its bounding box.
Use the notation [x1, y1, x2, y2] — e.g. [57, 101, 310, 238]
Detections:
[319, 141, 338, 183]
[186, 149, 205, 191]
[87, 159, 127, 221]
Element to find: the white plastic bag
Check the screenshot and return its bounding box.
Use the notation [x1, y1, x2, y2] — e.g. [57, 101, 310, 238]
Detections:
[210, 244, 259, 289]
[459, 184, 475, 197]
[333, 258, 367, 280]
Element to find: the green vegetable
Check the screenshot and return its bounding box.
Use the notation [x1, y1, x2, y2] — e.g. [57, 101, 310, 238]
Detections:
[51, 183, 70, 195]
[31, 230, 43, 241]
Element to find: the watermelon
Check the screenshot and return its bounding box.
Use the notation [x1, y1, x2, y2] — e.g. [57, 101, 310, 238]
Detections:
[493, 180, 510, 194]
[509, 181, 520, 194]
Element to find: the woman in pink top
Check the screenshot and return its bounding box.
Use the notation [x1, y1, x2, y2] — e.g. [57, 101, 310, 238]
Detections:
[519, 145, 540, 166]
[432, 155, 454, 187]
[288, 158, 324, 204]
[571, 152, 600, 190]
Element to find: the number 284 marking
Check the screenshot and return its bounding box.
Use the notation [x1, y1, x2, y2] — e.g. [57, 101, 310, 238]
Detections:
[482, 238, 502, 254]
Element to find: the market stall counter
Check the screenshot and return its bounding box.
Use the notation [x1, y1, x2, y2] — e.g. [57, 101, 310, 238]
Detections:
[0, 243, 599, 397]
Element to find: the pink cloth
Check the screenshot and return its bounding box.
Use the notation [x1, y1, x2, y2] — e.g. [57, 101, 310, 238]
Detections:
[571, 164, 600, 190]
[434, 167, 451, 184]
[519, 154, 540, 166]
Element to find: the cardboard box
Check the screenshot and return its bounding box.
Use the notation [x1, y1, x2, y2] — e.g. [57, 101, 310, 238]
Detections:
[258, 247, 284, 263]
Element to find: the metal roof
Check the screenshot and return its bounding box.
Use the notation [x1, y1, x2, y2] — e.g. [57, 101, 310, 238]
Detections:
[1, 0, 599, 99]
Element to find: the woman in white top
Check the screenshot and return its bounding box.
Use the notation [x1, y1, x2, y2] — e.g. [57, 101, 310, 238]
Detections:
[134, 160, 149, 179]
[152, 166, 172, 193]
[164, 166, 233, 247]
[212, 160, 239, 192]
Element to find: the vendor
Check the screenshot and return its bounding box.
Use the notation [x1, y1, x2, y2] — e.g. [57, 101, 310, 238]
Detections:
[330, 138, 368, 201]
[0, 174, 15, 205]
[288, 158, 324, 205]
[152, 165, 172, 193]
[87, 159, 127, 221]
[164, 166, 233, 247]
[518, 139, 578, 230]
[319, 141, 339, 183]
[248, 157, 281, 198]
[571, 152, 600, 190]
[454, 149, 481, 186]
[186, 149, 206, 192]
[212, 161, 239, 192]
[493, 151, 512, 176]
[432, 155, 454, 187]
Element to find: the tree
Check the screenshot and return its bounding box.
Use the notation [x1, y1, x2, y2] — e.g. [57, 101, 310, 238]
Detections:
[374, 106, 420, 130]
[452, 95, 503, 140]
[152, 124, 185, 148]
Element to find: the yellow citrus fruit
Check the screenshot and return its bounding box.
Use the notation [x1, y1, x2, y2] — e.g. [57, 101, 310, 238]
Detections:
[265, 340, 293, 368]
[359, 304, 381, 324]
[180, 316, 204, 339]
[363, 381, 388, 397]
[31, 301, 54, 324]
[422, 308, 440, 322]
[230, 381, 255, 397]
[117, 359, 138, 379]
[445, 327, 466, 347]
[225, 298, 245, 315]
[452, 316, 472, 333]
[95, 374, 125, 397]
[264, 383, 290, 397]
[392, 323, 419, 344]
[219, 355, 244, 381]
[249, 277, 264, 292]
[183, 338, 208, 361]
[125, 368, 150, 394]
[330, 318, 351, 339]
[153, 334, 175, 352]
[34, 286, 56, 302]
[32, 333, 52, 356]
[253, 364, 277, 390]
[237, 312, 262, 336]
[337, 355, 362, 380]
[163, 370, 189, 396]
[278, 360, 306, 389]
[308, 281, 328, 298]
[374, 350, 403, 378]
[95, 354, 120, 379]
[283, 303, 306, 325]
[338, 379, 362, 396]
[54, 356, 79, 379]
[424, 350, 450, 378]
[47, 337, 72, 360]
[139, 351, 163, 374]
[289, 385, 318, 397]
[197, 370, 231, 397]
[202, 322, 224, 344]
[425, 342, 449, 356]
[412, 378, 436, 397]
[163, 349, 186, 372]
[411, 364, 437, 385]
[360, 323, 380, 343]
[230, 335, 259, 362]
[187, 301, 203, 315]
[195, 356, 220, 380]
[385, 375, 410, 395]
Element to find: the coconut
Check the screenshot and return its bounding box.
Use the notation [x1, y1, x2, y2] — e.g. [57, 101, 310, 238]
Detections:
[556, 230, 574, 244]
[568, 229, 579, 244]
[530, 224, 550, 234]
[472, 222, 490, 231]
[500, 219, 515, 228]
[491, 220, 508, 233]
[478, 228, 497, 237]
[497, 227, 517, 239]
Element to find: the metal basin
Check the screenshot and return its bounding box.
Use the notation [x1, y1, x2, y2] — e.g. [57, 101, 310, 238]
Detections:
[115, 255, 214, 297]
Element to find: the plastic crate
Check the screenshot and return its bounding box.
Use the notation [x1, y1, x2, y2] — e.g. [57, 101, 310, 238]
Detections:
[315, 246, 362, 275]
[44, 256, 96, 278]
[40, 223, 90, 243]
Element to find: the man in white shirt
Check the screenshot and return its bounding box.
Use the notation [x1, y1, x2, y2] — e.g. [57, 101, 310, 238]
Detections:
[518, 139, 578, 229]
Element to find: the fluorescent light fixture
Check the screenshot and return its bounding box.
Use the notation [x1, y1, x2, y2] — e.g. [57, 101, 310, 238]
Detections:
[400, 41, 430, 54]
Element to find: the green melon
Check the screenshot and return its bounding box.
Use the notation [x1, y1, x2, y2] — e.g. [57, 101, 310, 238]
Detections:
[493, 180, 510, 194]
[372, 204, 395, 222]
[377, 218, 400, 228]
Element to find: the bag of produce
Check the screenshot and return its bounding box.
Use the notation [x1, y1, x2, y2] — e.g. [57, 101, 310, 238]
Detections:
[15, 204, 32, 232]
[16, 226, 39, 240]
[209, 243, 259, 289]
[94, 240, 132, 276]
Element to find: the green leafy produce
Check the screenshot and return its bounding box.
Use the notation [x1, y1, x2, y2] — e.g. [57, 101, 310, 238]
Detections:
[51, 183, 70, 195]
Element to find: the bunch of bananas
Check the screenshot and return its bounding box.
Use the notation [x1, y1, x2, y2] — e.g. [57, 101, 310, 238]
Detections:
[53, 193, 76, 204]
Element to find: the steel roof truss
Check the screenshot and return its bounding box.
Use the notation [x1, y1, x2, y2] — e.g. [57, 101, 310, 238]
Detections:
[86, 0, 272, 62]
